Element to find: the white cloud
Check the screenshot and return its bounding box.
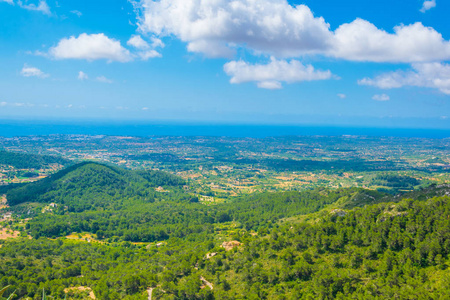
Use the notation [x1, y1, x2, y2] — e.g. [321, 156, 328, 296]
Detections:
[0, 102, 7, 106]
[21, 65, 49, 78]
[78, 71, 88, 80]
[18, 0, 51, 15]
[256, 81, 282, 90]
[420, 0, 436, 13]
[332, 20, 450, 63]
[137, 0, 332, 58]
[96, 76, 113, 84]
[49, 33, 132, 62]
[150, 37, 165, 49]
[139, 50, 162, 60]
[337, 94, 346, 99]
[224, 57, 333, 89]
[127, 35, 163, 60]
[71, 10, 82, 17]
[136, 1, 450, 63]
[1, 0, 14, 4]
[127, 35, 150, 50]
[359, 63, 450, 95]
[372, 94, 390, 101]
[128, 36, 165, 50]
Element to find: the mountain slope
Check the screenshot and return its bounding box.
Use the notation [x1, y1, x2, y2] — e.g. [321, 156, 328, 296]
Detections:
[197, 194, 450, 299]
[2, 188, 450, 299]
[6, 162, 185, 208]
[0, 149, 69, 169]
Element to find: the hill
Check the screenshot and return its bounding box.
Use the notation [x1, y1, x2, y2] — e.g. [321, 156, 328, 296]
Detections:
[5, 162, 185, 208]
[0, 149, 69, 169]
[1, 186, 450, 299]
[10, 162, 442, 243]
[14, 164, 393, 242]
[196, 194, 450, 299]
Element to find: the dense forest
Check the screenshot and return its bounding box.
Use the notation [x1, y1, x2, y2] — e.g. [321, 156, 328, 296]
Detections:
[198, 196, 450, 299]
[371, 174, 421, 192]
[1, 162, 450, 299]
[2, 192, 450, 299]
[5, 163, 392, 242]
[0, 150, 69, 170]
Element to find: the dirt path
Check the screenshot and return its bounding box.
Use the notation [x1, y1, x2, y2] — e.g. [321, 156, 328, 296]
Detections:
[147, 288, 153, 300]
[200, 276, 213, 290]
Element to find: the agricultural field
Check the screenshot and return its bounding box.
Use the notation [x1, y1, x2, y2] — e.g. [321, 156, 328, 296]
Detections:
[1, 135, 449, 198]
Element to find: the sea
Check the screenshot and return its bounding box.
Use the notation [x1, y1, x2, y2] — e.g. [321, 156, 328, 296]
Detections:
[0, 120, 450, 139]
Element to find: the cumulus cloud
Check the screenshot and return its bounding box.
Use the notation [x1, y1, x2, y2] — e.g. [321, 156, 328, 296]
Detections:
[1, 0, 51, 14]
[150, 37, 165, 48]
[223, 57, 333, 89]
[420, 0, 436, 13]
[21, 65, 49, 78]
[332, 20, 450, 63]
[96, 76, 113, 83]
[359, 63, 450, 95]
[127, 35, 150, 49]
[139, 50, 162, 60]
[18, 0, 51, 15]
[49, 33, 132, 62]
[135, 1, 450, 64]
[78, 71, 88, 80]
[127, 35, 163, 60]
[137, 0, 332, 58]
[372, 94, 390, 101]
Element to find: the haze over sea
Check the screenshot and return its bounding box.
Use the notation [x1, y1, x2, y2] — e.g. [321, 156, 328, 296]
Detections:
[1, 120, 450, 139]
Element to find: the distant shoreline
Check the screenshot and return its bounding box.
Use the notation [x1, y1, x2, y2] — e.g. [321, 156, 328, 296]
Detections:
[0, 120, 450, 139]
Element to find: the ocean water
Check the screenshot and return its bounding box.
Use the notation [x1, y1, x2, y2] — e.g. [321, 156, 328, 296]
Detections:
[0, 120, 450, 139]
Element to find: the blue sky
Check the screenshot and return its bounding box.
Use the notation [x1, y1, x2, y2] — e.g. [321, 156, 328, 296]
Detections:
[0, 0, 449, 128]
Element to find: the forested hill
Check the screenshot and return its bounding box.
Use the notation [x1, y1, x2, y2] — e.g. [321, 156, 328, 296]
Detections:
[0, 150, 70, 169]
[7, 161, 446, 243]
[197, 194, 450, 299]
[1, 186, 450, 299]
[5, 162, 185, 207]
[1, 161, 450, 299]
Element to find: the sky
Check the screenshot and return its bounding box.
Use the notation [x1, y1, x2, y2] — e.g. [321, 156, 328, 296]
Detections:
[0, 0, 450, 128]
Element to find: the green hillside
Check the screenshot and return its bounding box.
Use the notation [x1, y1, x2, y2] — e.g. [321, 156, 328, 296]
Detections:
[5, 163, 395, 243]
[0, 150, 69, 169]
[6, 162, 185, 208]
[196, 195, 450, 299]
[2, 163, 450, 299]
[1, 188, 450, 299]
